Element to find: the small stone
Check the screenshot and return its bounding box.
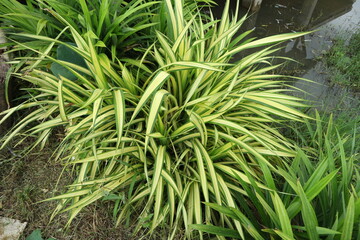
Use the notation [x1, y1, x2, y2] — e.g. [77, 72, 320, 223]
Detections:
[0, 217, 27, 240]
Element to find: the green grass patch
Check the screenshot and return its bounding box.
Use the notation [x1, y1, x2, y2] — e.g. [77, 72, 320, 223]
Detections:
[325, 30, 360, 89]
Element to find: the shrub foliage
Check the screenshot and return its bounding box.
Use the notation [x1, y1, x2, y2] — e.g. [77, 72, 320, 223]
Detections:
[1, 0, 358, 239]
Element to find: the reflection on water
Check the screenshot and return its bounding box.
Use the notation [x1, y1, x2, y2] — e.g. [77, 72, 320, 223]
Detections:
[249, 0, 356, 34]
[213, 0, 360, 112]
[242, 0, 359, 64]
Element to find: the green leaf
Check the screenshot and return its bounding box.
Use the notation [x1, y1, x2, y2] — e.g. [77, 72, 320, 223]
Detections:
[82, 89, 104, 109]
[26, 230, 43, 240]
[95, 41, 106, 47]
[297, 181, 319, 240]
[130, 71, 170, 122]
[204, 202, 238, 220]
[51, 43, 88, 81]
[145, 89, 169, 151]
[340, 195, 355, 240]
[292, 226, 341, 235]
[271, 192, 294, 239]
[274, 229, 296, 240]
[26, 229, 56, 240]
[58, 77, 67, 122]
[102, 193, 124, 201]
[150, 146, 166, 197]
[190, 224, 241, 238]
[113, 89, 125, 147]
[36, 19, 47, 35]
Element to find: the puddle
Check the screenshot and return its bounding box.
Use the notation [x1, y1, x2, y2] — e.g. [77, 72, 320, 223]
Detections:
[213, 0, 360, 112]
[277, 0, 360, 112]
[244, 0, 359, 61]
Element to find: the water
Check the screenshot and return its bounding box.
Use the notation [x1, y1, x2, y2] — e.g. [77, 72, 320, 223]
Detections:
[214, 0, 360, 113]
[288, 0, 360, 113]
[244, 0, 359, 61]
[276, 0, 360, 113]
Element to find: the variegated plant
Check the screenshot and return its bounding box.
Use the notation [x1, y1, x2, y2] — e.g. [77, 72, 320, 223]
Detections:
[0, 0, 312, 238]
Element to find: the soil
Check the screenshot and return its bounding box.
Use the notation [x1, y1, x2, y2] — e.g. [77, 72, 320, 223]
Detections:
[0, 140, 132, 240]
[0, 48, 10, 134]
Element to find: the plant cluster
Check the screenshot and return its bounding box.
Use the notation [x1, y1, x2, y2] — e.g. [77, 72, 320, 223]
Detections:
[193, 112, 360, 239]
[0, 0, 359, 239]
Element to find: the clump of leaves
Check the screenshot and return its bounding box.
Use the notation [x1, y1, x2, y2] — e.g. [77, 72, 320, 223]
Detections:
[1, 0, 311, 238]
[192, 111, 360, 239]
[0, 0, 159, 60]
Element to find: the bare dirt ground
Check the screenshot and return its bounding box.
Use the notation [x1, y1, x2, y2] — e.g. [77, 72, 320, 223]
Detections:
[0, 140, 132, 240]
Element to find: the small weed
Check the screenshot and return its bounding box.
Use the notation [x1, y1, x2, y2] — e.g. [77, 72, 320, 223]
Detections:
[26, 229, 56, 240]
[325, 30, 360, 89]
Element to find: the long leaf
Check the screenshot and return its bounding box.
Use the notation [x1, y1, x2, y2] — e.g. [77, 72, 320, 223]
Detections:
[190, 224, 240, 239]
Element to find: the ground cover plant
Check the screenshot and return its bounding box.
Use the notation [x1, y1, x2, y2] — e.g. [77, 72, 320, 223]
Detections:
[325, 29, 360, 89]
[1, 0, 359, 239]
